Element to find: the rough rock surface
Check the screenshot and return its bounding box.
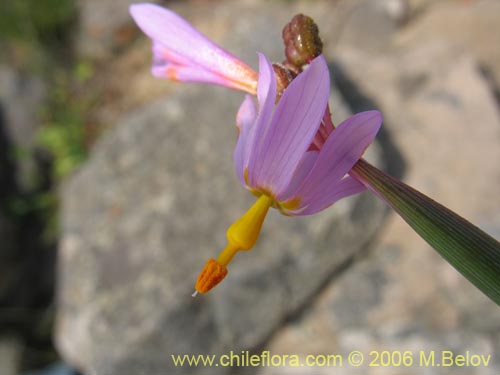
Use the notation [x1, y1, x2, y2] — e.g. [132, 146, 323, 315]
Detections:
[75, 0, 160, 60]
[0, 65, 46, 191]
[395, 0, 500, 89]
[0, 336, 22, 375]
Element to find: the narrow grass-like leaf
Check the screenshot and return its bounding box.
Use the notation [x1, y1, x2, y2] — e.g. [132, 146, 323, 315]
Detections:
[351, 159, 500, 305]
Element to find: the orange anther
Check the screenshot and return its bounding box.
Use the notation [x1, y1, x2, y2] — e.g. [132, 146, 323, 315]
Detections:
[195, 259, 228, 294]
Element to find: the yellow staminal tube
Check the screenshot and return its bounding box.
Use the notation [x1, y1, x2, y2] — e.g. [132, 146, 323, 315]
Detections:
[194, 194, 272, 295]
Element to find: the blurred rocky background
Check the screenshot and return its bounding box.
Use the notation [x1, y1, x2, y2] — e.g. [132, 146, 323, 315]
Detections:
[0, 0, 499, 374]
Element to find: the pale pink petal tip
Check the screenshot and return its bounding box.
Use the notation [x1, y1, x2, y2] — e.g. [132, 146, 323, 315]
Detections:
[130, 3, 257, 93]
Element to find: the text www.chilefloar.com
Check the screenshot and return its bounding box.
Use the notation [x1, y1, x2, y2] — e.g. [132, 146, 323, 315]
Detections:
[171, 350, 341, 368]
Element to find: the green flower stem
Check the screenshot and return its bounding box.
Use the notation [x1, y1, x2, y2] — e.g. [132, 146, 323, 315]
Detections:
[350, 158, 500, 305]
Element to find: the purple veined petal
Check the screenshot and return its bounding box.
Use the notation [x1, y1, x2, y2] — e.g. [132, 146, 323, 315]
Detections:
[283, 110, 382, 204]
[287, 176, 366, 216]
[278, 151, 318, 200]
[130, 3, 257, 93]
[236, 95, 257, 133]
[234, 95, 257, 186]
[251, 55, 330, 196]
[256, 53, 275, 106]
[246, 53, 277, 187]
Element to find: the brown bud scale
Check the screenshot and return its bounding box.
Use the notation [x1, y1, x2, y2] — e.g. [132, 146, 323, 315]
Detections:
[272, 63, 297, 99]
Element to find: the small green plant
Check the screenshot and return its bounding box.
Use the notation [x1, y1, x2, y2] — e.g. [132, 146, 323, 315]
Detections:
[0, 0, 75, 46]
[38, 69, 90, 180]
[35, 61, 99, 241]
[0, 0, 96, 244]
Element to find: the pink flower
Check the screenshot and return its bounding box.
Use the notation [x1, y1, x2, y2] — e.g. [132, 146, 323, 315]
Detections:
[129, 3, 258, 94]
[235, 54, 382, 215]
[129, 4, 383, 294]
[194, 54, 382, 294]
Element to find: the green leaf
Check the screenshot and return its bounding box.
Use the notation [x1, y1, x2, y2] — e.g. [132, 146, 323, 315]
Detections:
[351, 159, 500, 305]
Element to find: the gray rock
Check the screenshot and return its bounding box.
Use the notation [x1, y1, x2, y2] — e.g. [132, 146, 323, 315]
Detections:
[0, 335, 23, 375]
[0, 65, 46, 191]
[334, 0, 400, 53]
[395, 0, 500, 89]
[55, 77, 387, 374]
[75, 0, 160, 60]
[22, 362, 78, 375]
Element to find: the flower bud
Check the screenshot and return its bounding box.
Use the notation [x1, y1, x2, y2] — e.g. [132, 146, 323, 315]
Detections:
[282, 14, 323, 68]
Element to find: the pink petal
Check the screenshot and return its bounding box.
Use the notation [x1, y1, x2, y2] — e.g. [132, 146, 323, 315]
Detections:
[282, 110, 382, 209]
[288, 177, 366, 216]
[152, 63, 248, 88]
[130, 3, 257, 92]
[246, 53, 277, 187]
[151, 40, 191, 67]
[255, 53, 276, 118]
[279, 151, 318, 199]
[250, 55, 330, 196]
[234, 95, 257, 186]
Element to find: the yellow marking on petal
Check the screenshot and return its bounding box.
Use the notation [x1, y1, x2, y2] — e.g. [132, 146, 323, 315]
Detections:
[193, 194, 272, 294]
[278, 197, 301, 214]
[222, 64, 258, 94]
[243, 168, 250, 186]
[225, 77, 258, 95]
